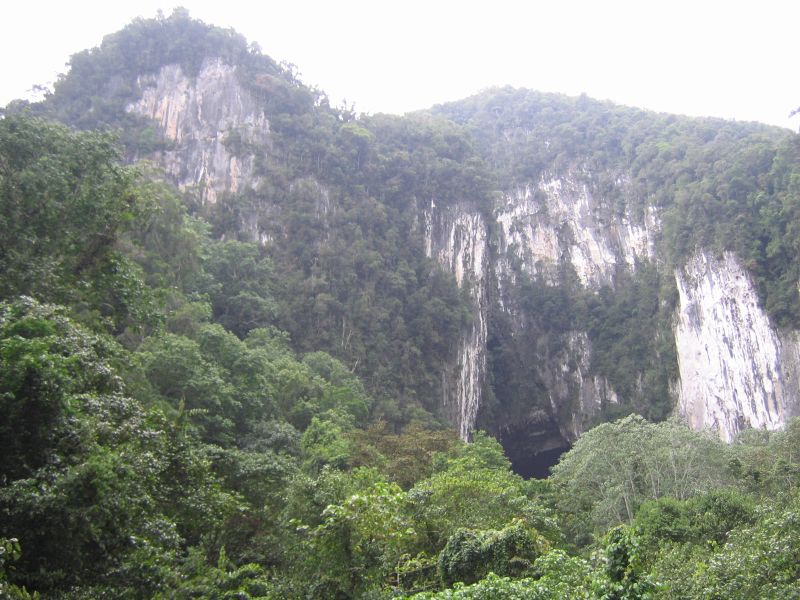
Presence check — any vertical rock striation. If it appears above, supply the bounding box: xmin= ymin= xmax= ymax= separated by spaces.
xmin=496 ymin=173 xmax=657 ymax=289
xmin=424 ymin=200 xmax=489 ymax=439
xmin=127 ymin=59 xmax=270 ymax=204
xmin=492 ymin=170 xmax=657 ymax=439
xmin=674 ymin=251 xmax=800 ymax=441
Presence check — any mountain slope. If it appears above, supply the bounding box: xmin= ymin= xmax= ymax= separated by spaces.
xmin=18 ymin=10 xmax=800 ymax=454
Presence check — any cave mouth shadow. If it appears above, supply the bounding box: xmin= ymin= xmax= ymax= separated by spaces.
xmin=499 ymin=426 xmax=571 ymax=479
xmin=508 ymin=445 xmax=571 ymax=479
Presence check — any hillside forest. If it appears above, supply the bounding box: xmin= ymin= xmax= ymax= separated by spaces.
xmin=2 ymin=10 xmax=800 ymax=599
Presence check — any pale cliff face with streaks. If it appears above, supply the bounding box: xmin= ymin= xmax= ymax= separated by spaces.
xmin=422 ymin=170 xmax=800 ymax=443
xmin=127 ymin=59 xmax=270 ymax=205
xmin=423 ymin=200 xmax=488 ymax=439
xmin=674 ymin=251 xmax=800 ymax=441
xmin=495 ymin=174 xmax=658 ymax=289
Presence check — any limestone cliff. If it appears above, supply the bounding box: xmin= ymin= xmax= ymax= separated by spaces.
xmin=422 ymin=163 xmax=800 ymax=445
xmin=490 ymin=169 xmax=656 ymax=443
xmin=423 ymin=200 xmax=489 ymax=439
xmin=127 ymin=58 xmax=270 ymax=206
xmin=418 ymin=167 xmax=651 ymax=442
xmin=675 ymin=251 xmax=800 ymax=441
xmin=496 ymin=173 xmax=658 ymax=289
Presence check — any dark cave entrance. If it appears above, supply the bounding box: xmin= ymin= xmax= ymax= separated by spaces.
xmin=508 ymin=444 xmax=571 ymax=479
xmin=499 ymin=425 xmax=571 ymax=480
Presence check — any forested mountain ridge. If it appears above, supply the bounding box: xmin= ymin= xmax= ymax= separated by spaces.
xmin=429 ymin=88 xmax=800 ymax=450
xmin=18 ymin=7 xmax=800 ymax=450
xmin=2 ymin=9 xmax=800 ymax=598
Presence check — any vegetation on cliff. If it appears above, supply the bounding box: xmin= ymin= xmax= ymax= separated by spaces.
xmin=2 ymin=10 xmax=800 ymax=598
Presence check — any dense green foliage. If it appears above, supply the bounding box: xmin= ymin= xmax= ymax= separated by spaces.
xmin=0 ymin=86 xmax=489 ymax=598
xmin=437 ymin=522 xmax=546 ymax=586
xmin=0 ymin=116 xmax=158 ymax=332
xmin=550 ymin=415 xmax=731 ymax=545
xmin=2 ymin=10 xmax=800 ymax=598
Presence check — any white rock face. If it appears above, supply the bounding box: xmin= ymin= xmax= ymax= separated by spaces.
xmin=675 ymin=251 xmax=800 ymax=441
xmin=424 ymin=200 xmax=488 ymax=439
xmin=496 ymin=173 xmax=658 ymax=288
xmin=127 ymin=59 xmax=270 ymax=204
xmin=424 ymin=169 xmax=658 ymax=440
xmin=545 ymin=331 xmax=619 ymax=441
xmin=490 ymin=170 xmax=656 ymax=436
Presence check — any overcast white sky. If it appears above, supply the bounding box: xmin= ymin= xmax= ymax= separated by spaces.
xmin=2 ymin=1 xmax=799 ymax=129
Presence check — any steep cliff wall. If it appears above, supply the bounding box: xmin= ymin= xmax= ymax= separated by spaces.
xmin=496 ymin=173 xmax=658 ymax=289
xmin=424 ymin=200 xmax=489 ymax=439
xmin=127 ymin=58 xmax=270 ymax=205
xmin=416 ymin=168 xmax=661 ymax=442
xmin=383 ymin=163 xmax=800 ymax=446
xmin=674 ymin=251 xmax=800 ymax=441
xmin=493 ymin=171 xmax=800 ymax=443
xmin=548 ymin=331 xmax=620 ymax=441
xmin=491 ymin=170 xmax=658 ymax=441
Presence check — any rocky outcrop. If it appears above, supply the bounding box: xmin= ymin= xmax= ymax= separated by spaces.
xmin=496 ymin=173 xmax=658 ymax=289
xmin=420 ymin=169 xmax=658 ymax=440
xmin=490 ymin=171 xmax=656 ymax=439
xmin=424 ymin=200 xmax=489 ymax=439
xmin=674 ymin=251 xmax=800 ymax=441
xmin=127 ymin=59 xmax=270 ymax=204
xmin=552 ymin=332 xmax=620 ymax=441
